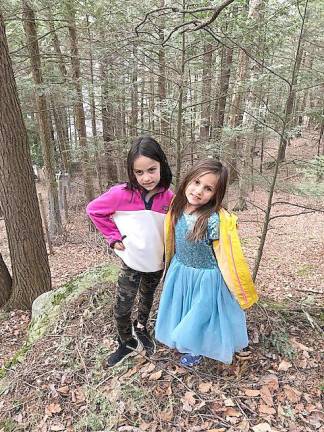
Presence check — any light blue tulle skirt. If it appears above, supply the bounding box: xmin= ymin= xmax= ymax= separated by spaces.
xmin=155 ymin=256 xmax=249 ymax=364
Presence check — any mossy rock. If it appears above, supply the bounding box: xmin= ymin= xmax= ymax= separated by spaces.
xmin=0 ymin=264 xmax=119 ymax=382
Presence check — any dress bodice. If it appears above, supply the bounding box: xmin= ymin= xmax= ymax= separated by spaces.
xmin=174 ymin=213 xmax=219 ymax=269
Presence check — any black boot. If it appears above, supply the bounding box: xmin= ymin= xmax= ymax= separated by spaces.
xmin=105 ymin=336 xmax=143 ymax=368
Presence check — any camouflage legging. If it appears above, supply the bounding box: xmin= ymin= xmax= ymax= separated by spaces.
xmin=114 ymin=262 xmax=163 ymax=342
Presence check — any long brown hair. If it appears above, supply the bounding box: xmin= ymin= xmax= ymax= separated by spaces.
xmin=171 ymin=159 xmax=228 ymax=241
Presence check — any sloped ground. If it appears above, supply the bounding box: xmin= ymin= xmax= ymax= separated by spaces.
xmin=0 ymin=273 xmax=322 ymax=432
xmin=0 ymin=132 xmax=323 ymax=431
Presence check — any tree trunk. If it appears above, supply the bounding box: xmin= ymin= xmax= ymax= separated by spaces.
xmin=130 ymin=43 xmax=139 ymax=136
xmin=226 ymin=49 xmax=249 ymax=182
xmin=175 ymin=31 xmax=186 ymax=189
xmin=199 ymin=43 xmax=213 ymax=142
xmin=158 ymin=0 xmax=169 ymax=145
xmin=22 ymin=0 xmax=63 ymax=236
xmin=100 ymin=61 xmax=118 ymax=187
xmin=67 ymin=3 xmax=94 ymax=202
xmin=86 ymin=14 xmax=104 ymax=193
xmin=234 ymin=0 xmax=263 ymax=211
xmin=213 ymin=45 xmax=233 ymax=141
xmin=0 ymin=13 xmax=51 ymax=310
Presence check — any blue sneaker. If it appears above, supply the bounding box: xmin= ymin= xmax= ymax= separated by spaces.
xmin=180 ymin=354 xmax=202 ymax=367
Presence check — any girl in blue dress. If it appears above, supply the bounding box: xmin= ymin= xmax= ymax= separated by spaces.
xmin=155 ymin=159 xmax=252 ymax=367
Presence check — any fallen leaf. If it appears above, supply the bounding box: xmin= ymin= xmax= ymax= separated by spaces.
xmin=237 ymin=420 xmax=250 ymax=431
xmin=290 ymin=338 xmax=313 ymax=352
xmin=207 ymin=429 xmax=226 ymax=432
xmin=199 ymin=382 xmax=213 ymax=393
xmin=140 ymin=362 xmax=156 ymax=377
xmin=259 ymin=403 xmax=276 ymax=415
xmin=45 ymin=403 xmax=62 ymax=416
xmin=57 ymin=386 xmax=69 ymax=396
xmin=252 ymin=423 xmax=271 ymax=432
xmin=224 ymin=407 xmax=242 ymax=417
xmin=259 ymin=374 xmax=279 ymax=392
xmin=278 ymin=359 xmax=292 ymax=371
xmin=283 ymin=385 xmax=302 ymax=403
xmin=182 ymin=391 xmax=196 ymax=412
xmin=50 ymin=423 xmax=65 ymax=431
xmin=148 ymin=369 xmax=163 ymax=381
xmin=260 ymin=385 xmax=274 ymax=406
xmin=224 ymin=398 xmax=235 ymax=407
xmin=159 ymin=405 xmax=173 ymax=421
xmin=244 ymin=389 xmax=260 ymax=397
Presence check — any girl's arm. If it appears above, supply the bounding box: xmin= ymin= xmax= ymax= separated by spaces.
xmin=86 ymin=188 xmax=123 ymax=247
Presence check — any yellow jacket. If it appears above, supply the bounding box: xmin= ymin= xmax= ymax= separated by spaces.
xmin=164 ymin=208 xmax=258 ymax=309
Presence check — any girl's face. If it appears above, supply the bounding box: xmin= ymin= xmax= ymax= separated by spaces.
xmin=133 ymin=155 xmax=161 ymax=191
xmin=185 ymin=172 xmax=218 ymax=211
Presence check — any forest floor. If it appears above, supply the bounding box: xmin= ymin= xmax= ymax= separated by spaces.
xmin=0 ymin=132 xmax=323 ymax=432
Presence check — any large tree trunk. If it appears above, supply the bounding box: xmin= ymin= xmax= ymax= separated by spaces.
xmin=0 ymin=13 xmax=51 ymax=310
xmin=22 ymin=0 xmax=63 ymax=236
xmin=67 ymin=3 xmax=94 ymax=202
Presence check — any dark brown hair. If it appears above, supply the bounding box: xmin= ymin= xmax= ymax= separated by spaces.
xmin=126 ymin=136 xmax=172 ymax=191
xmin=171 ymin=159 xmax=228 ymax=241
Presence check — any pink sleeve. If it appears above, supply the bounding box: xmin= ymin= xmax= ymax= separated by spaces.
xmin=86 ymin=188 xmax=122 ymax=247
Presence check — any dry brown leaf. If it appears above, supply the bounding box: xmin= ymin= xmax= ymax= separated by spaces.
xmin=198 ymin=381 xmax=213 ymax=393
xmin=139 ymin=422 xmax=151 ymax=431
xmin=207 ymin=429 xmax=226 ymax=432
xmin=259 ymin=403 xmax=276 ymax=415
xmin=278 ymin=359 xmax=292 ymax=371
xmin=140 ymin=362 xmax=156 ymax=377
xmin=182 ymin=391 xmax=196 ymax=412
xmin=252 ymin=423 xmax=271 ymax=432
xmin=50 ymin=423 xmax=65 ymax=431
xmin=237 ymin=420 xmax=250 ymax=432
xmin=244 ymin=389 xmax=260 ymax=397
xmin=260 ymin=385 xmax=274 ymax=406
xmin=45 ymin=403 xmax=62 ymax=416
xmin=159 ymin=405 xmax=173 ymax=421
xmin=259 ymin=374 xmax=279 ymax=392
xmin=283 ymin=385 xmax=302 ymax=403
xmin=224 ymin=407 xmax=242 ymax=417
xmin=148 ymin=369 xmax=163 ymax=381
xmin=290 ymin=338 xmax=313 ymax=352
xmin=57 ymin=386 xmax=69 ymax=396
xmin=224 ymin=398 xmax=235 ymax=407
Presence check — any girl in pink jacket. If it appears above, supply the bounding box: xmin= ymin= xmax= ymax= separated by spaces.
xmin=87 ymin=136 xmax=173 ymax=367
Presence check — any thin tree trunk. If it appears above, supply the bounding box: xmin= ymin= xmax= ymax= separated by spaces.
xmin=214 ymin=45 xmax=233 ymax=141
xmin=86 ymin=14 xmax=104 ymax=193
xmin=22 ymin=0 xmax=63 ymax=236
xmin=0 ymin=13 xmax=51 ymax=310
xmin=253 ymin=0 xmax=309 ymax=279
xmin=130 ymin=43 xmax=138 ymax=136
xmin=199 ymin=43 xmax=213 ymax=142
xmin=175 ymin=30 xmax=186 ymax=189
xmin=158 ymin=0 xmax=169 ymax=145
xmin=67 ymin=4 xmax=94 ymax=202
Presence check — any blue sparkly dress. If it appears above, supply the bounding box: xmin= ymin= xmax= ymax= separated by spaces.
xmin=155 ymin=212 xmax=248 ymax=364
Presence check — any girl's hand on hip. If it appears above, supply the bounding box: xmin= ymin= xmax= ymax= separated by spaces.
xmin=114 ymin=241 xmax=125 ymax=251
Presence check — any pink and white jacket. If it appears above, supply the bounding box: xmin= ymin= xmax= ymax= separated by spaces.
xmin=86 ymin=183 xmax=174 ymax=273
